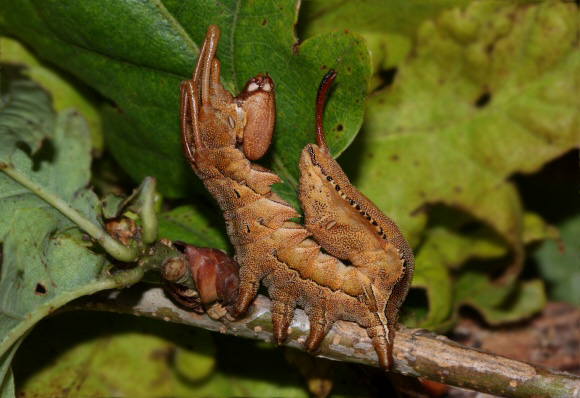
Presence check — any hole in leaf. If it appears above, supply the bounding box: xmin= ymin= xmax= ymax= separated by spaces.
xmin=35 ymin=283 xmax=47 ymax=295
xmin=475 ymin=91 xmax=491 ymax=107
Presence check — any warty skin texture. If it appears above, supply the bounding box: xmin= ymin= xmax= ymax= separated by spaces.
xmin=181 ymin=26 xmax=414 ymax=369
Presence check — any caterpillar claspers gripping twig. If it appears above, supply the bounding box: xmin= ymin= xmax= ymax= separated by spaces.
xmin=180 ymin=25 xmax=414 ymax=369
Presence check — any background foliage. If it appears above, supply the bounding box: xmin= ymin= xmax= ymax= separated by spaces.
xmin=0 ymin=0 xmax=578 ymax=396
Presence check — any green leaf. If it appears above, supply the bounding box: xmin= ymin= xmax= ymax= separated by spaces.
xmin=299 ymin=0 xmax=471 ymax=39
xmin=0 ymin=66 xmax=54 ymax=165
xmin=157 ymin=205 xmax=230 ymax=251
xmin=0 ymin=337 xmax=24 ymax=398
xmin=101 ymin=192 xmax=128 ymax=220
xmin=0 ymin=73 xmax=144 ymax=384
xmin=13 ymin=312 xmax=310 ymax=397
xmin=0 ymin=74 xmax=139 ymax=261
xmin=0 ymin=37 xmax=104 ymax=153
xmin=0 ymin=208 xmax=112 ymax=359
xmin=0 ymin=367 xmax=15 ymax=398
xmin=0 ymin=72 xmax=98 ymax=240
xmin=298 ymin=0 xmax=470 ymax=70
xmin=532 ymin=213 xmax=580 ymax=305
xmin=411 ymin=224 xmax=509 ymax=330
xmin=454 ymin=270 xmax=546 ymax=325
xmin=173 ymin=330 xmax=216 ymax=383
xmin=522 ymin=212 xmax=559 ymax=245
xmin=481 ymin=280 xmax=546 ymax=324
xmin=411 ymin=250 xmax=452 ymax=330
xmin=422 ymin=226 xmax=507 ymax=270
xmin=0 ymin=1 xmax=372 ymax=202
xmin=340 ymin=1 xmax=579 ymax=277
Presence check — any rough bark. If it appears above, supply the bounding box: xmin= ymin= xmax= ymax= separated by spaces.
xmin=66 ymin=285 xmax=580 ymax=398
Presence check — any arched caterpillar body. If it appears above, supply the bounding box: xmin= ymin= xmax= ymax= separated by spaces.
xmin=180 ymin=25 xmax=414 ymax=369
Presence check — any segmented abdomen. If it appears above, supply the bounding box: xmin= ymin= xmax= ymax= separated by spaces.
xmin=194 ymin=146 xmax=396 ymax=367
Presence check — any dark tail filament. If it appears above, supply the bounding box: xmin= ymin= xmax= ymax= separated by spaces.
xmin=315 ymin=70 xmax=338 ymax=150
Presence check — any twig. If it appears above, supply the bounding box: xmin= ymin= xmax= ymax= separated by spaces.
xmin=65 ymin=284 xmax=580 ymax=397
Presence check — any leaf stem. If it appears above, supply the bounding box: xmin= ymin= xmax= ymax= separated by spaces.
xmin=1 ymin=165 xmax=139 ymax=262
xmin=132 ymin=176 xmax=158 ymax=244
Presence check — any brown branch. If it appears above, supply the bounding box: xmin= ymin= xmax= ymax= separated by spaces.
xmin=66 ymin=285 xmax=580 ymax=397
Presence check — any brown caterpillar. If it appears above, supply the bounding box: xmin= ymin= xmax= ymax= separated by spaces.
xmin=180 ymin=25 xmax=414 ymax=369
